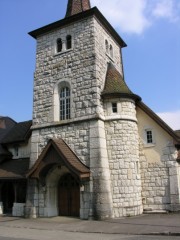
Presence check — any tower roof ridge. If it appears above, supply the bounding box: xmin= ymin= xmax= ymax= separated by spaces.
xmin=65 ymin=0 xmax=91 ymax=18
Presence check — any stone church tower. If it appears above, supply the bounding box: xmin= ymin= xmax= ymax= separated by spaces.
xmin=26 ymin=0 xmax=143 ymax=219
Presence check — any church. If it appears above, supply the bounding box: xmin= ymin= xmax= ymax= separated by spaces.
xmin=0 ymin=0 xmax=180 ymax=220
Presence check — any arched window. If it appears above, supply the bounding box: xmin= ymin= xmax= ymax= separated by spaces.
xmin=110 ymin=44 xmax=113 ymax=58
xmin=66 ymin=35 xmax=72 ymax=50
xmin=57 ymin=38 xmax=62 ymax=53
xmin=59 ymin=87 xmax=70 ymax=120
xmin=105 ymin=40 xmax=109 ymax=54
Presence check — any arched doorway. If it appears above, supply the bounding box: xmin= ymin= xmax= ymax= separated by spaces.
xmin=2 ymin=182 xmax=15 ymax=214
xmin=58 ymin=174 xmax=80 ymax=217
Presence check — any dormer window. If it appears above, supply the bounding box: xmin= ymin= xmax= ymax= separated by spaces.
xmin=66 ymin=35 xmax=72 ymax=50
xmin=57 ymin=38 xmax=62 ymax=53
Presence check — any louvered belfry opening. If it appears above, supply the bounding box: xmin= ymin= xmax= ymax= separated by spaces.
xmin=65 ymin=0 xmax=91 ymax=17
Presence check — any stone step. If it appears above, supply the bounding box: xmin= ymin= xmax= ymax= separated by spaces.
xmin=143 ymin=209 xmax=168 ymax=214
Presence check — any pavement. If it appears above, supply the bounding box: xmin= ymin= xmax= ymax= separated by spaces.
xmin=0 ymin=213 xmax=180 ymax=236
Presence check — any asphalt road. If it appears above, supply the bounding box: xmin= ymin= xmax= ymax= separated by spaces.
xmin=0 ymin=227 xmax=180 ymax=240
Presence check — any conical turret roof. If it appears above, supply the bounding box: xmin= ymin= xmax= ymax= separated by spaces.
xmin=102 ymin=63 xmax=141 ymax=101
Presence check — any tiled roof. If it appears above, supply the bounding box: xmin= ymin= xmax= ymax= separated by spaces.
xmin=0 ymin=117 xmax=16 ymax=157
xmin=102 ymin=63 xmax=141 ymax=101
xmin=0 ymin=158 xmax=29 ymax=179
xmin=27 ymin=138 xmax=90 ymax=180
xmin=65 ymin=0 xmax=91 ymax=17
xmin=0 ymin=117 xmax=16 ymax=142
xmin=2 ymin=120 xmax=32 ymax=144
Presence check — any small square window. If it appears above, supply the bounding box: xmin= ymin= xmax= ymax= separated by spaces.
xmin=112 ymin=103 xmax=117 ymax=113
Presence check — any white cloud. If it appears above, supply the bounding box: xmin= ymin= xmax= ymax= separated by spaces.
xmin=91 ymin=0 xmax=150 ymax=34
xmin=91 ymin=0 xmax=180 ymax=34
xmin=152 ymin=0 xmax=179 ymax=22
xmin=157 ymin=111 xmax=180 ymax=130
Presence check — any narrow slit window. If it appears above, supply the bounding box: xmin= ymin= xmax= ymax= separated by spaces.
xmin=112 ymin=103 xmax=117 ymax=113
xmin=110 ymin=44 xmax=113 ymax=58
xmin=66 ymin=35 xmax=72 ymax=50
xmin=105 ymin=40 xmax=109 ymax=54
xmin=57 ymin=38 xmax=62 ymax=53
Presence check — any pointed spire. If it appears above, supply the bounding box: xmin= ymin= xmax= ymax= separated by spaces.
xmin=65 ymin=0 xmax=91 ymax=18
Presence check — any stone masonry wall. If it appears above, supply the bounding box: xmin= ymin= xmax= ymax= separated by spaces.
xmin=31 ymin=121 xmax=90 ymax=166
xmin=140 ymin=141 xmax=179 ymax=211
xmin=93 ymin=18 xmax=123 ymax=118
xmin=33 ymin=17 xmax=124 ymax=128
xmin=27 ymin=12 xmax=129 ymax=218
xmin=33 ymin=17 xmax=97 ymax=126
xmin=105 ymin=100 xmax=143 ymax=217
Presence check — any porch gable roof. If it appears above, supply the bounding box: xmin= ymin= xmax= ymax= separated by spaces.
xmin=27 ymin=138 xmax=90 ymax=181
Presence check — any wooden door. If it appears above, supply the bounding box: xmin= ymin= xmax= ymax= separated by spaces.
xmin=58 ymin=174 xmax=80 ymax=217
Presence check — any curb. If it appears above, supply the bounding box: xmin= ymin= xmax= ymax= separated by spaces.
xmin=142 ymin=232 xmax=180 ymax=237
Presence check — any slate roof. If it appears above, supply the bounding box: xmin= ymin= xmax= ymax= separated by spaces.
xmin=0 ymin=117 xmax=16 ymax=158
xmin=102 ymin=63 xmax=141 ymax=101
xmin=27 ymin=138 xmax=90 ymax=180
xmin=65 ymin=0 xmax=91 ymax=17
xmin=0 ymin=158 xmax=29 ymax=179
xmin=0 ymin=117 xmax=16 ymax=142
xmin=2 ymin=120 xmax=32 ymax=144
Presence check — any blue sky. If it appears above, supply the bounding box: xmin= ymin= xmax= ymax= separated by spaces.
xmin=0 ymin=0 xmax=179 ymax=129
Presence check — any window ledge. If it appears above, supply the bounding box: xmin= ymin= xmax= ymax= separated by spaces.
xmin=54 ymin=48 xmax=73 ymax=57
xmin=144 ymin=143 xmax=156 ymax=148
xmin=106 ymin=53 xmax=114 ymax=62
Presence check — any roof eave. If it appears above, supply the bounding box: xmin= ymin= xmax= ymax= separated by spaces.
xmin=137 ymin=101 xmax=180 ymax=143
xmin=29 ymin=7 xmax=126 ymax=48
xmin=102 ymin=92 xmax=141 ymax=102
xmin=0 ymin=176 xmax=26 ymax=180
